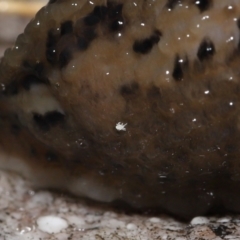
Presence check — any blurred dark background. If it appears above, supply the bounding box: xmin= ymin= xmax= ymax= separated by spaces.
xmin=0 ymin=0 xmax=47 ymax=56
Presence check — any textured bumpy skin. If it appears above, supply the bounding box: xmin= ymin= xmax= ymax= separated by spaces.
xmin=1 ymin=0 xmax=240 ymax=219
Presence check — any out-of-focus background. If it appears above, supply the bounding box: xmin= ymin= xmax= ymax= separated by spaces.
xmin=0 ymin=0 xmax=47 ymax=56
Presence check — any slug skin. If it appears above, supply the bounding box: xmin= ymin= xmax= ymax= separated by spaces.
xmin=1 ymin=0 xmax=240 ymax=219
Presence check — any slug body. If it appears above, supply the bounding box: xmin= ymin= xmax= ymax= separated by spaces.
xmin=1 ymin=0 xmax=240 ymax=219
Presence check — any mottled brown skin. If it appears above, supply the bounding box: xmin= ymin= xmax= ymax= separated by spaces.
xmin=1 ymin=0 xmax=240 ymax=219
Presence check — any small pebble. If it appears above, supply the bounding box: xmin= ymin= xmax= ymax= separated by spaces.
xmin=126 ymin=223 xmax=137 ymax=230
xmin=149 ymin=217 xmax=161 ymax=223
xmin=190 ymin=216 xmax=210 ymax=225
xmin=36 ymin=215 xmax=68 ymax=234
xmin=217 ymin=217 xmax=231 ymax=223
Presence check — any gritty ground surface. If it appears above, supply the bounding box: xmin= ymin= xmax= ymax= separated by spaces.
xmin=1 ymin=169 xmax=240 ymax=240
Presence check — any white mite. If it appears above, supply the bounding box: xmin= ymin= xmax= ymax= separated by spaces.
xmin=116 ymin=122 xmax=127 ymax=131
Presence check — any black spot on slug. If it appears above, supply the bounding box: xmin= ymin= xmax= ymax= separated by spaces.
xmin=109 ymin=18 xmax=124 ymax=32
xmin=112 ymin=162 xmax=125 ymax=171
xmin=60 ymin=21 xmax=73 ymax=35
xmin=236 ymin=20 xmax=240 ymax=49
xmin=22 ymin=75 xmax=49 ymax=90
xmin=84 ymin=6 xmax=108 ymax=26
xmin=33 ymin=62 xmax=45 ymax=77
xmin=165 ymin=0 xmax=182 ymax=10
xmin=120 ymin=82 xmax=139 ymax=97
xmin=194 ymin=0 xmax=212 ymax=12
xmin=5 ymin=81 xmax=19 ymax=96
xmin=83 ymin=28 xmax=97 ymax=41
xmin=48 ymin=0 xmax=57 ymax=3
xmin=59 ymin=48 xmax=72 ymax=68
xmin=30 ymin=147 xmax=37 ymax=156
xmin=133 ymin=39 xmax=154 ymax=54
xmin=165 ymin=0 xmax=179 ymax=9
xmin=107 ymin=3 xmax=124 ymax=32
xmin=237 ymin=19 xmax=240 ymax=29
xmin=172 ymin=55 xmax=184 ymax=81
xmin=151 ymin=30 xmax=162 ymax=44
xmin=44 ymin=111 xmax=65 ymax=125
xmin=77 ymin=37 xmax=89 ymax=51
xmin=94 ymin=5 xmax=108 ymax=20
xmin=33 ymin=114 xmax=49 ymax=131
xmin=11 ymin=124 xmax=21 ymax=135
xmin=46 ymin=29 xmax=59 ymax=64
xmin=84 ymin=13 xmax=101 ymax=26
xmin=22 ymin=61 xmax=45 ymax=78
xmin=33 ymin=111 xmax=65 ymax=131
xmin=46 ymin=151 xmax=58 ymax=162
xmin=107 ymin=3 xmax=123 ymax=18
xmin=133 ymin=31 xmax=161 ymax=54
xmin=197 ymin=39 xmax=215 ymax=61
xmin=20 ymin=62 xmax=49 ymax=90
xmin=77 ymin=28 xmax=97 ymax=50
xmin=147 ymin=86 xmax=161 ymax=98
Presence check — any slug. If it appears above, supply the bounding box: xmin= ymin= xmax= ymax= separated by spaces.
xmin=0 ymin=0 xmax=240 ymax=220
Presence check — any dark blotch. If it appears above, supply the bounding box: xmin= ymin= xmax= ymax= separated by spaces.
xmin=84 ymin=6 xmax=108 ymax=26
xmin=77 ymin=28 xmax=96 ymax=50
xmin=165 ymin=0 xmax=179 ymax=9
xmin=120 ymin=82 xmax=139 ymax=97
xmin=237 ymin=19 xmax=240 ymax=29
xmin=94 ymin=5 xmax=108 ymax=20
xmin=133 ymin=31 xmax=161 ymax=54
xmin=133 ymin=39 xmax=154 ymax=54
xmin=60 ymin=21 xmax=73 ymax=35
xmin=33 ymin=114 xmax=49 ymax=131
xmin=44 ymin=111 xmax=65 ymax=126
xmin=77 ymin=37 xmax=89 ymax=51
xmin=22 ymin=61 xmax=45 ymax=78
xmin=147 ymin=86 xmax=161 ymax=98
xmin=151 ymin=30 xmax=162 ymax=44
xmin=194 ymin=0 xmax=212 ymax=12
xmin=83 ymin=28 xmax=97 ymax=42
xmin=107 ymin=3 xmax=124 ymax=32
xmin=11 ymin=124 xmax=21 ymax=135
xmin=59 ymin=48 xmax=72 ymax=68
xmin=20 ymin=62 xmax=49 ymax=90
xmin=22 ymin=75 xmax=48 ymax=90
xmin=107 ymin=3 xmax=123 ymax=18
xmin=30 ymin=147 xmax=37 ymax=156
xmin=34 ymin=62 xmax=45 ymax=77
xmin=197 ymin=39 xmax=215 ymax=61
xmin=109 ymin=18 xmax=124 ymax=32
xmin=84 ymin=14 xmax=100 ymax=26
xmin=237 ymin=20 xmax=240 ymax=49
xmin=172 ymin=55 xmax=184 ymax=81
xmin=33 ymin=111 xmax=65 ymax=131
xmin=112 ymin=162 xmax=125 ymax=171
xmin=46 ymin=151 xmax=58 ymax=162
xmin=46 ymin=29 xmax=59 ymax=64
xmin=48 ymin=0 xmax=57 ymax=3
xmin=5 ymin=81 xmax=19 ymax=95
